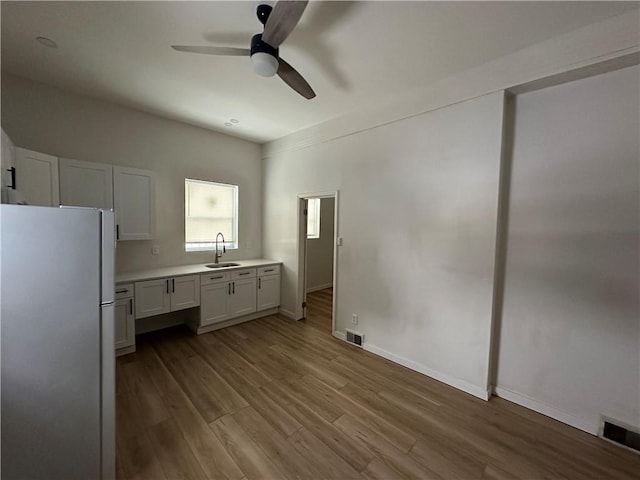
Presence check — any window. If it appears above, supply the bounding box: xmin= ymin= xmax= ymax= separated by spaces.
xmin=185 ymin=178 xmax=238 ymax=251
xmin=307 ymin=198 xmax=320 ymax=239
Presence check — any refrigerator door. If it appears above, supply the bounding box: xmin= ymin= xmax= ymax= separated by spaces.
xmin=101 ymin=209 xmax=115 ymax=305
xmin=1 ymin=205 xmax=102 ymax=479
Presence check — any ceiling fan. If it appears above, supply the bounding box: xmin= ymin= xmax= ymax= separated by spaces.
xmin=171 ymin=1 xmax=315 ymax=99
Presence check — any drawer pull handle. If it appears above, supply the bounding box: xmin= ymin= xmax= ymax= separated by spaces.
xmin=116 ymin=289 xmax=128 ymax=294
xmin=264 ymin=269 xmax=274 ymax=273
xmin=239 ymin=272 xmax=250 ymax=276
xmin=210 ymin=276 xmax=223 ymax=280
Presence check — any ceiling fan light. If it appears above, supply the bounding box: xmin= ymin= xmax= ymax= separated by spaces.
xmin=251 ymin=52 xmax=279 ymax=77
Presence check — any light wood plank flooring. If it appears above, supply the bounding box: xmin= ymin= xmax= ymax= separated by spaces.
xmin=302 ymin=287 xmax=333 ymax=333
xmin=116 ymin=289 xmax=639 ymax=479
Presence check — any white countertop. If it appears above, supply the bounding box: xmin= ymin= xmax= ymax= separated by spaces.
xmin=116 ymin=259 xmax=281 ymax=284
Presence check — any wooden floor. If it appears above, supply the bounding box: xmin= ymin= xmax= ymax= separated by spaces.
xmin=116 ymin=289 xmax=639 ymax=479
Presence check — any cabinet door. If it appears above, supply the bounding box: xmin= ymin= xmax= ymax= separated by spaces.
xmin=171 ymin=275 xmax=200 ymax=312
xmin=113 ymin=166 xmax=156 ymax=241
xmin=200 ymin=282 xmax=231 ymax=326
xmin=230 ymin=277 xmax=257 ymax=317
xmin=257 ymin=274 xmax=281 ymax=311
xmin=135 ymin=279 xmax=170 ymax=319
xmin=1 ymin=129 xmax=15 ymax=190
xmin=59 ymin=158 xmax=113 ymax=208
xmin=114 ymin=297 xmax=135 ymax=350
xmin=14 ymin=147 xmax=59 ymax=206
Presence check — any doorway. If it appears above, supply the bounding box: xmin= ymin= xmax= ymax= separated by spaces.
xmin=297 ymin=192 xmax=338 ymax=335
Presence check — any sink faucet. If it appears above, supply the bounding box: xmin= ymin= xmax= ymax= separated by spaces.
xmin=214 ymin=232 xmax=226 ymax=264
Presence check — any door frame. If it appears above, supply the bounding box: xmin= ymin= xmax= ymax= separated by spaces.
xmin=296 ymin=191 xmax=339 ymax=335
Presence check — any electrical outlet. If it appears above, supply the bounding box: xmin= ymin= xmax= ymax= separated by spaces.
xmin=352 ymin=314 xmax=358 ymax=325
xmin=152 ymin=245 xmax=160 ymax=255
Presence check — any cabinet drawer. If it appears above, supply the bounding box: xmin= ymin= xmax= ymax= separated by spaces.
xmin=231 ymin=268 xmax=256 ymax=280
xmin=115 ymin=283 xmax=134 ymax=299
xmin=258 ymin=265 xmax=280 ymax=276
xmin=201 ymin=271 xmax=231 ymax=286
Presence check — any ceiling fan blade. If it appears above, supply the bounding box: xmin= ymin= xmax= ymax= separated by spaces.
xmin=171 ymin=45 xmax=250 ymax=56
xmin=277 ymin=57 xmax=315 ymax=99
xmin=262 ymin=1 xmax=308 ymax=48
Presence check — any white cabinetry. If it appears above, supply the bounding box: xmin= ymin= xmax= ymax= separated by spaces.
xmin=171 ymin=275 xmax=201 ymax=311
xmin=199 ymin=268 xmax=257 ymax=327
xmin=58 ymin=158 xmax=155 ymax=241
xmin=200 ymin=272 xmax=232 ymax=326
xmin=59 ymin=158 xmax=113 ymax=208
xmin=114 ymin=284 xmax=135 ymax=355
xmin=135 ymin=275 xmax=200 ymax=319
xmin=114 ymin=166 xmax=156 ymax=241
xmin=14 ymin=147 xmax=59 ymax=206
xmin=230 ymin=269 xmax=257 ymax=316
xmin=257 ymin=265 xmax=281 ymax=311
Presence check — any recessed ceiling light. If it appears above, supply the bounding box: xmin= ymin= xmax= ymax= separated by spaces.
xmin=224 ymin=122 xmax=233 ymax=127
xmin=36 ymin=36 xmax=57 ymax=48
xmin=230 ymin=119 xmax=239 ymax=124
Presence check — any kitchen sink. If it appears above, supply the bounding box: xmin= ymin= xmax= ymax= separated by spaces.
xmin=205 ymin=262 xmax=240 ymax=269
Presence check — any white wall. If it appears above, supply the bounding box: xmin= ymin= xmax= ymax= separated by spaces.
xmin=495 ymin=66 xmax=640 ymax=433
xmin=306 ymin=197 xmax=335 ymax=292
xmin=263 ymin=92 xmax=505 ymax=398
xmin=1 ymin=73 xmax=262 ymax=273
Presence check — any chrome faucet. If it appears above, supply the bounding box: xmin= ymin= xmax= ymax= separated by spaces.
xmin=214 ymin=232 xmax=226 ymax=264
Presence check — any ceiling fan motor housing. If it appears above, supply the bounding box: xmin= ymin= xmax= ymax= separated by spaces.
xmin=250 ymin=33 xmax=279 ymax=77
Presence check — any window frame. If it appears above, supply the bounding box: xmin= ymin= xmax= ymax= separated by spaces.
xmin=184 ymin=178 xmax=239 ymax=252
xmin=306 ymin=197 xmax=321 ymax=240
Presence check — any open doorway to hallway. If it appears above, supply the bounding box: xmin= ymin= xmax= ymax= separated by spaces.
xmin=298 ymin=193 xmax=337 ymax=334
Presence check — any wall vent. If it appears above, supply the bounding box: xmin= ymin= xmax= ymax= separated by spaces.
xmin=345 ymin=329 xmax=363 ymax=347
xmin=601 ymin=419 xmax=640 ymax=453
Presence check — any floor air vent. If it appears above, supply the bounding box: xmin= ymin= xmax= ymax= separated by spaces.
xmin=601 ymin=419 xmax=640 ymax=453
xmin=345 ymin=329 xmax=363 ymax=347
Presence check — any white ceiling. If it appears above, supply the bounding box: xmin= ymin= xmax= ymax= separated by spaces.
xmin=2 ymin=1 xmax=637 ymax=144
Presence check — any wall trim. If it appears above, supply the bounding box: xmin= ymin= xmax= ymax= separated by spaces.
xmin=333 ymin=331 xmax=346 ymax=341
xmin=332 ymin=331 xmax=489 ymax=401
xmin=278 ymin=307 xmax=298 ymax=320
xmin=493 ymin=386 xmax=599 ymax=435
xmin=306 ymin=282 xmax=333 ymax=293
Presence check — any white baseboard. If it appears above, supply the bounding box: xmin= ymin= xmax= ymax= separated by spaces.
xmin=278 ymin=307 xmax=297 ymax=320
xmin=493 ymin=386 xmax=599 ymax=435
xmin=332 ymin=331 xmax=489 ymax=401
xmin=333 ymin=331 xmax=346 ymax=341
xmin=115 ymin=345 xmax=136 ymax=357
xmin=306 ymin=283 xmax=333 ymax=293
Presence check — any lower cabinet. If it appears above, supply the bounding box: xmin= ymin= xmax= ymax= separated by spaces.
xmin=114 ymin=284 xmax=135 ymax=354
xmin=121 ymin=264 xmax=281 ymax=338
xmin=200 ymin=269 xmax=257 ymax=327
xmin=257 ymin=266 xmax=281 ymax=311
xmin=135 ymin=275 xmax=200 ymax=319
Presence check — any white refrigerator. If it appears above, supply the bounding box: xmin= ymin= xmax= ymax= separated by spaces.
xmin=1 ymin=204 xmax=116 ymax=479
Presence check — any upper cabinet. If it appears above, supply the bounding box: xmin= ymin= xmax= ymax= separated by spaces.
xmin=59 ymin=158 xmax=114 ymax=209
xmin=14 ymin=147 xmax=59 ymax=206
xmin=58 ymin=158 xmax=155 ymax=241
xmin=113 ymin=166 xmax=156 ymax=241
